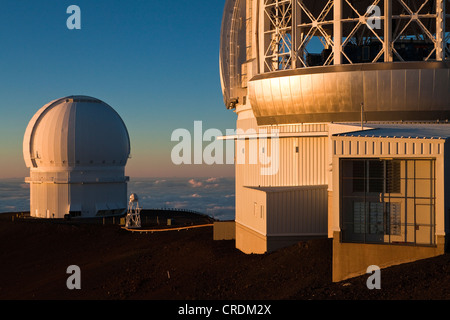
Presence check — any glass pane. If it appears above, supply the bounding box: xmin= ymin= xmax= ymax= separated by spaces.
xmin=353 ymin=202 xmax=366 ymax=234
xmin=416 ymin=179 xmax=431 ymax=198
xmin=406 ymin=199 xmax=415 ymax=225
xmin=407 ymin=178 xmax=415 ymax=198
xmin=416 ymin=204 xmax=432 ymax=225
xmin=406 ymin=225 xmax=416 ymax=243
xmin=339 ymin=159 xmax=435 ymax=247
xmin=369 ymin=202 xmax=384 ymax=234
xmin=341 ymin=160 xmax=354 ymax=178
xmin=352 ymin=160 xmax=365 ymax=192
xmin=390 ymin=222 xmax=406 ymax=244
xmin=352 ymin=160 xmax=365 ymax=178
xmin=389 ymin=202 xmax=402 ymax=236
xmin=407 ymin=160 xmax=415 ymax=178
xmin=341 ymin=197 xmax=365 ymax=242
xmin=386 ymin=160 xmax=401 ymax=193
xmin=415 ymin=160 xmax=432 ymax=179
xmin=368 ymin=160 xmax=384 ymax=193
xmin=416 ymin=225 xmax=432 ymax=245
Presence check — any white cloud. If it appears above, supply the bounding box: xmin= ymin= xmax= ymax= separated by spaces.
xmin=164 ymin=201 xmax=189 ymax=209
xmin=204 ymin=183 xmax=219 ymax=189
xmin=0 ymin=177 xmax=236 ymax=220
xmin=188 ymin=179 xmax=203 ymax=188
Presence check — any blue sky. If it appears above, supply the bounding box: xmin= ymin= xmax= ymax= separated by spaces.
xmin=0 ymin=0 xmax=236 ymax=179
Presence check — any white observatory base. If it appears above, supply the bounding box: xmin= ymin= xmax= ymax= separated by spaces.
xmin=26 ymin=168 xmax=129 ymax=219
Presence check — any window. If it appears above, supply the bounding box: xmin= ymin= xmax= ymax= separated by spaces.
xmin=368 ymin=160 xmax=384 ymax=193
xmin=389 ymin=203 xmax=402 ymax=236
xmin=341 ymin=159 xmax=435 ymax=246
xmin=386 ymin=161 xmax=401 ymax=193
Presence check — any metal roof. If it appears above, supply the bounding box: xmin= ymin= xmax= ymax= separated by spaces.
xmin=334 ymin=123 xmax=450 ymax=140
xmin=23 ymin=96 xmax=130 ymax=169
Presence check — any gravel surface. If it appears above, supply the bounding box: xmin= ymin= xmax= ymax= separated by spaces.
xmin=1 ymin=211 xmax=449 ymax=301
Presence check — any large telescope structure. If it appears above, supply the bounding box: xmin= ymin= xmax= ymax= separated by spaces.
xmin=220 ymin=0 xmax=450 ymax=282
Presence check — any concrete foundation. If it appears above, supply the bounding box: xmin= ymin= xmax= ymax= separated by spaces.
xmin=236 ymin=222 xmax=326 ymax=254
xmin=332 ymin=231 xmax=446 ymax=282
xmin=235 ymin=222 xmax=267 ymax=254
xmin=213 ymin=221 xmax=236 ymax=240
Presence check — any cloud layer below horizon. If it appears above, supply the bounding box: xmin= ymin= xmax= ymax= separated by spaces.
xmin=0 ymin=177 xmax=235 ymax=221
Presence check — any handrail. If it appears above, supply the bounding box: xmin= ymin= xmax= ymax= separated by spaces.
xmin=121 ymin=224 xmax=214 ymax=233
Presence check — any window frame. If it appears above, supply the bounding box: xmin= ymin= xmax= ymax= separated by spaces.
xmin=339 ymin=158 xmax=436 ymax=247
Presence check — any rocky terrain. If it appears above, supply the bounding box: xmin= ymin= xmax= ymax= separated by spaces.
xmin=0 ymin=211 xmax=449 ymax=303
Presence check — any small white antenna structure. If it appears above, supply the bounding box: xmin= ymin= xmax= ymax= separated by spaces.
xmin=125 ymin=193 xmax=141 ymax=228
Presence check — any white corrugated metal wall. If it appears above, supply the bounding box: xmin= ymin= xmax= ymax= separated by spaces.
xmin=266 ymin=185 xmax=328 ymax=236
xmin=333 ymin=137 xmax=443 ymax=158
xmin=236 ymin=135 xmax=328 ymax=187
xmin=30 ymin=183 xmax=69 ymax=218
xmin=235 ymin=128 xmax=330 ymax=238
xmin=30 ymin=181 xmax=127 ymax=218
xmin=235 ymin=186 xmax=267 ymax=235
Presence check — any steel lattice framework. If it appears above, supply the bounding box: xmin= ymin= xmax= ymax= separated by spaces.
xmin=263 ymin=0 xmax=294 ymax=71
xmin=261 ymin=0 xmax=449 ymax=72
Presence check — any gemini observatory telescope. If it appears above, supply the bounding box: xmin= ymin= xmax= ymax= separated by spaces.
xmin=23 ymin=96 xmax=130 ymax=219
xmin=220 ymin=0 xmax=450 ymax=281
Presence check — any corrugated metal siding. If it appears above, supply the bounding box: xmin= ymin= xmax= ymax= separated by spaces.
xmin=235 ymin=185 xmax=328 ymax=237
xmin=333 ymin=136 xmax=444 ymax=157
xmin=236 ymin=136 xmax=328 ymax=187
xmin=30 ymin=181 xmax=126 ymax=218
xmin=234 ymin=122 xmax=330 ymax=238
xmin=30 ymin=183 xmax=66 ymax=218
xmin=70 ymin=182 xmax=128 ymax=217
xmin=266 ymin=186 xmax=328 ymax=236
xmin=235 ymin=186 xmax=267 ymax=235
xmin=234 ymin=121 xmax=328 ymax=135
xmin=258 ymin=123 xmax=327 ymax=134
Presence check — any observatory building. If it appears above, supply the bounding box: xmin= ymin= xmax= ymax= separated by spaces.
xmin=220 ymin=0 xmax=450 ymax=281
xmin=23 ymin=96 xmax=130 ymax=219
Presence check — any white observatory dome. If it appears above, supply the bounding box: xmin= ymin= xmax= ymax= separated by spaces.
xmin=23 ymin=96 xmax=131 ymax=219
xmin=23 ymin=96 xmax=130 ymax=169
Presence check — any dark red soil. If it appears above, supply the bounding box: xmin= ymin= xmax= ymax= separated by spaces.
xmin=1 ymin=211 xmax=450 ymax=301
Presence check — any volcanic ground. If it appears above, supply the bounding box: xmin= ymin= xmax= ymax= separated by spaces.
xmin=1 ymin=210 xmax=450 ymax=301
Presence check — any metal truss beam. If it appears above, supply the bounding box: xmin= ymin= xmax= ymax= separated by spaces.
xmin=259 ymin=0 xmax=449 ymax=72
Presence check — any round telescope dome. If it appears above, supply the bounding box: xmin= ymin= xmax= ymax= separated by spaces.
xmin=23 ymin=96 xmax=130 ymax=169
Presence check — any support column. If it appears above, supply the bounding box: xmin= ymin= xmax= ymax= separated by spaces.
xmin=333 ymin=0 xmax=343 ymax=65
xmin=246 ymin=0 xmax=253 ymax=79
xmin=384 ymin=0 xmax=393 ymax=62
xmin=436 ymin=0 xmax=446 ymax=61
xmin=259 ymin=0 xmax=267 ymax=73
xmin=253 ymin=0 xmax=260 ymax=75
xmin=292 ymin=0 xmax=302 ymax=69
